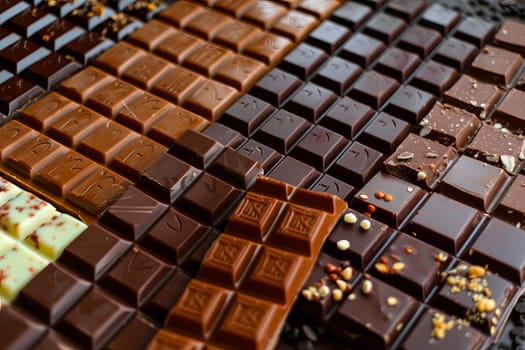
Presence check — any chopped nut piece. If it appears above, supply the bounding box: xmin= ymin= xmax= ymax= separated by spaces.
xmin=302 ymin=289 xmax=313 ymax=300
xmin=336 ymin=279 xmax=347 ymax=291
xmin=391 ymin=262 xmax=405 ymax=273
xmin=340 ymin=267 xmax=353 ymax=281
xmin=332 ymin=289 xmax=343 ymax=301
xmin=375 ymin=191 xmax=385 ymax=199
xmin=435 ymin=252 xmax=448 ymax=262
xmin=384 ymin=194 xmax=393 ymax=201
xmin=367 ymin=204 xmax=376 ymax=213
xmin=348 ymin=293 xmax=357 ymax=300
xmin=319 ymin=285 xmax=330 ymax=297
xmin=375 ymin=262 xmax=390 ymax=274
xmin=467 ymin=265 xmax=485 ymax=279
xmin=397 ymin=151 xmax=415 ymax=160
xmin=386 ymin=296 xmax=398 ymax=306
xmin=362 ymin=279 xmax=373 ymax=294
xmin=336 ymin=239 xmax=350 ymax=251
xmin=359 ymin=193 xmax=369 ymax=200
xmin=360 ymin=219 xmax=371 ymax=231
xmin=417 ymin=171 xmax=427 ymax=181
xmin=343 ymin=212 xmax=357 ymax=224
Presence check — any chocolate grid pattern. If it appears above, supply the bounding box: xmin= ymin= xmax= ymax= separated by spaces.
xmin=2 ymin=0 xmax=524 ymax=348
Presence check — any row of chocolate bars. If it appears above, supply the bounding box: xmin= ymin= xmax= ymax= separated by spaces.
xmin=2 ymin=0 xmax=525 ymax=349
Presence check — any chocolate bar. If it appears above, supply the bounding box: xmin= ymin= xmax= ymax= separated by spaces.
xmin=1 ymin=0 xmax=525 ymax=349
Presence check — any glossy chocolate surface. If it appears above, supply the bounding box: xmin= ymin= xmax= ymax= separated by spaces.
xmin=0 ymin=1 xmax=525 ymax=350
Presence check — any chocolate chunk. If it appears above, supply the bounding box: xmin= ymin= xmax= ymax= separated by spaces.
xmin=138 ymin=153 xmax=201 ymax=204
xmin=339 ymin=32 xmax=385 ymax=68
xmin=35 ymin=21 xmax=78 ymax=57
xmin=494 ymin=20 xmax=525 ymax=56
xmin=434 ymin=261 xmax=517 ymax=333
xmin=325 ymin=209 xmax=392 ymax=269
xmin=352 ymin=172 xmax=426 ymax=227
xmin=214 ymin=54 xmax=266 ymax=92
xmin=141 ymin=270 xmax=191 ymax=323
xmin=417 ymin=102 xmax=480 ymax=149
xmin=126 ymin=19 xmax=175 ymax=51
xmin=411 ymin=60 xmax=459 ymax=97
xmin=397 ymin=25 xmax=442 ymax=58
xmin=443 ymin=74 xmax=502 ymax=119
xmin=455 ymin=16 xmax=496 ymax=48
xmin=385 ymin=85 xmax=436 ymax=123
xmin=23 ymin=53 xmax=81 ymax=90
xmin=254 ymin=109 xmax=310 ymax=154
xmin=310 ymin=174 xmax=355 ymax=202
xmin=469 ymin=218 xmax=525 ymax=284
xmin=241 ymin=0 xmax=287 ymax=29
xmin=237 ymin=139 xmax=282 ymax=172
xmin=291 ymin=125 xmax=347 ymax=171
xmin=358 ymin=112 xmax=411 ymax=154
xmin=271 ymin=10 xmax=318 ymax=42
xmin=385 ymin=133 xmax=456 ymax=189
xmin=439 ymin=155 xmax=509 ymax=212
xmin=434 ymin=37 xmax=478 ymax=72
xmin=0 ymin=27 xmax=20 ymax=51
xmin=320 ymin=96 xmax=374 ymax=139
xmin=57 ymin=287 xmax=133 ymax=349
xmin=202 ymin=123 xmax=247 ymax=149
xmin=59 ymin=223 xmax=131 ymax=281
xmin=121 ymin=53 xmax=172 ymax=90
xmin=408 ymin=193 xmax=482 ymax=254
xmin=139 ymin=207 xmax=211 ymax=265
xmin=243 ymin=32 xmax=293 ymax=66
xmin=363 ymin=12 xmax=407 ymax=44
xmin=153 ymin=29 xmax=203 ymax=65
xmin=375 ymin=47 xmax=422 ymax=82
xmin=493 ymin=89 xmax=525 ymax=132
xmin=198 ymin=233 xmax=259 ymax=288
xmin=106 ymin=314 xmax=158 ymax=350
xmin=182 ymin=79 xmax=239 ymax=121
xmin=331 ymin=2 xmax=372 ymax=30
xmin=419 ymin=3 xmax=462 ymax=35
xmin=0 ymin=39 xmax=50 ymax=74
xmin=169 ymin=129 xmax=224 ymax=169
xmin=371 ymin=232 xmax=449 ymax=299
xmin=0 ymin=0 xmax=29 ymax=25
xmin=175 ymin=172 xmax=243 ymax=226
xmin=306 ymin=20 xmax=351 ymax=54
xmin=328 ymin=141 xmax=384 ymax=187
xmin=402 ymin=307 xmax=486 ymax=349
xmin=251 ymin=68 xmax=302 ymax=107
xmin=350 ymin=71 xmax=400 ymax=109
xmin=268 ymin=156 xmax=320 ymax=188
xmin=285 ymin=82 xmax=338 ymax=122
xmin=16 ymin=263 xmax=90 ymax=324
xmin=61 ymin=32 xmax=114 ymax=65
xmin=102 ymin=247 xmax=173 ymax=307
xmin=5 ymin=7 xmax=56 ymax=37
xmin=211 ymin=18 xmax=258 ymax=50
xmin=469 ymin=45 xmax=523 ymax=87
xmin=0 ymin=75 xmax=44 ymax=115
xmin=465 ymin=123 xmax=524 ymax=173
xmin=0 ymin=306 xmax=46 ymax=349
xmin=385 ymin=0 xmax=427 ymax=21
xmin=332 ymin=275 xmax=419 ymax=350
xmin=312 ymin=56 xmax=363 ymax=95
xmin=280 ymin=42 xmax=328 ymax=80
xmin=220 ymin=94 xmax=275 ymax=136
xmin=101 ymin=186 xmax=168 ymax=240
xmin=495 ymin=174 xmax=525 ymax=228
xmin=208 ymin=147 xmax=263 ymax=189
